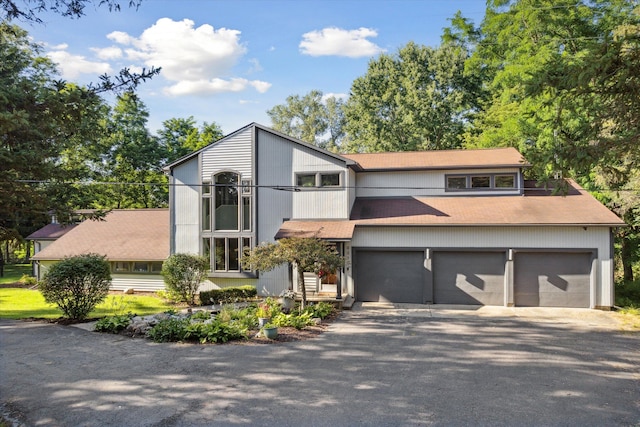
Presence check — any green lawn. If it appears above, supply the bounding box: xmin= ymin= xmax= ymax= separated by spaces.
xmin=0 ymin=264 xmax=31 ymax=285
xmin=0 ymin=288 xmax=173 ymax=320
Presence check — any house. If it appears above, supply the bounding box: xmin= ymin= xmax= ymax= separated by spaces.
xmin=30 ymin=209 xmax=169 ymax=291
xmin=166 ymin=122 xmax=624 ymax=309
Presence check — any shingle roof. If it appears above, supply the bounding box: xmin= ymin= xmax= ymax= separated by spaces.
xmin=275 ymin=180 xmax=623 ymax=239
xmin=31 ymin=209 xmax=169 ymax=261
xmin=26 ymin=223 xmax=77 ymax=240
xmin=341 ymin=147 xmax=529 ymax=171
xmin=275 ymin=220 xmax=356 ymax=240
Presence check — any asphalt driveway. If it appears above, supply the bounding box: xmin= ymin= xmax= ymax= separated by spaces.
xmin=1 ymin=305 xmax=639 ymax=426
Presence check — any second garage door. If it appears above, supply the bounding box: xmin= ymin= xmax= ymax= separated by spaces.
xmin=432 ymin=251 xmax=506 ymax=305
xmin=514 ymin=252 xmax=592 ymax=308
xmin=355 ymin=250 xmax=425 ymax=303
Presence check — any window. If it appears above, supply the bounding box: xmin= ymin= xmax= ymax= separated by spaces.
xmin=296 ymin=174 xmax=316 ymax=187
xmin=295 ymin=172 xmax=342 ymax=188
xmin=111 ymin=261 xmax=163 ymax=274
xmin=215 ymin=172 xmax=239 ymax=230
xmin=214 ymin=237 xmax=240 ymax=272
xmin=445 ymin=173 xmax=517 ymax=191
xmin=320 ymin=173 xmax=340 ymax=187
xmin=471 ymin=176 xmax=490 ymax=188
xmin=495 ymin=175 xmax=516 ymax=188
xmin=133 ymin=262 xmax=149 ymax=273
xmin=113 ymin=261 xmax=129 ymax=272
xmin=446 ymin=176 xmax=467 ymax=189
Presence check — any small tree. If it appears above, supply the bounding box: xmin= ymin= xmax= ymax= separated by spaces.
xmin=161 ymin=253 xmax=208 ymax=305
xmin=38 ymin=253 xmax=111 ymax=320
xmin=242 ymin=237 xmax=344 ymax=308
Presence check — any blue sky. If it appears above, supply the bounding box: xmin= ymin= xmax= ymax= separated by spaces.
xmin=25 ymin=0 xmax=487 ymax=134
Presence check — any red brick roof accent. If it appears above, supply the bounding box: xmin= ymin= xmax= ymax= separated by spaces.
xmin=32 ymin=209 xmax=169 ymax=261
xmin=341 ymin=147 xmax=528 ymax=171
xmin=26 ymin=223 xmax=77 ymax=240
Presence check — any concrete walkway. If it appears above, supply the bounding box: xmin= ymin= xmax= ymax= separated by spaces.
xmin=1 ymin=306 xmax=639 ymax=426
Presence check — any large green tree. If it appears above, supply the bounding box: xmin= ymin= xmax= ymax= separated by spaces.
xmin=343 ymin=41 xmax=482 ymax=153
xmin=0 ymin=23 xmax=107 ymax=233
xmin=267 ymin=90 xmax=346 ymax=151
xmin=158 ymin=116 xmax=223 ymax=165
xmin=96 ymin=93 xmax=166 ymax=208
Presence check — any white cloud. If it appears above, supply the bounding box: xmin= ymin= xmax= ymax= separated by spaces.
xmin=299 ymin=27 xmax=385 ymax=58
xmin=164 ymin=77 xmax=271 ymax=97
xmin=247 ymin=58 xmax=263 ymax=73
xmin=104 ymin=18 xmax=270 ymax=96
xmin=47 ymin=50 xmax=112 ymax=80
xmin=91 ymin=46 xmax=123 ymax=60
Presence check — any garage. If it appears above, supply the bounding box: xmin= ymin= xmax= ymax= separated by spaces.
xmin=514 ymin=252 xmax=592 ymax=308
xmin=355 ymin=250 xmax=425 ymax=303
xmin=432 ymin=251 xmax=506 ymax=305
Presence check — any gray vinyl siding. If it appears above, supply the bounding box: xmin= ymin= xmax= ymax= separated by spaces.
xmin=355 ymin=168 xmax=521 ymax=198
xmin=171 ymin=157 xmax=200 ymax=255
xmin=110 ymin=274 xmax=165 ymax=292
xmin=201 ymin=127 xmax=253 ymax=181
xmin=256 ymin=129 xmax=295 ymax=295
xmin=351 ymin=226 xmax=614 ymax=307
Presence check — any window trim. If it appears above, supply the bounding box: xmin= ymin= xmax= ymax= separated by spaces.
xmin=445 ymin=173 xmax=518 ymax=192
xmin=110 ymin=261 xmax=164 ymax=275
xmin=294 ymin=171 xmax=343 ymax=189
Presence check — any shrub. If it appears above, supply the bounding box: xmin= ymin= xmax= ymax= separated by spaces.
xmin=19 ymin=274 xmax=38 ymax=287
xmin=147 ymin=317 xmax=190 ymax=342
xmin=161 ymin=253 xmax=208 ymax=305
xmin=198 ymin=285 xmax=257 ymax=305
xmin=94 ymin=314 xmax=133 ymax=333
xmin=38 ymin=253 xmax=111 ymax=320
xmin=272 ymin=311 xmax=314 ymax=329
xmin=616 ymin=280 xmax=640 ymax=308
xmin=303 ymin=301 xmax=334 ymax=319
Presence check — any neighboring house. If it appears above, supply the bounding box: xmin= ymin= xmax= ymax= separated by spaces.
xmin=27 ymin=222 xmax=77 ymax=279
xmin=165 ymin=123 xmax=624 ymax=309
xmin=31 ymin=209 xmax=169 ymax=291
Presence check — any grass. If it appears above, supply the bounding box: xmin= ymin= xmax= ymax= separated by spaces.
xmin=0 ymin=264 xmax=31 ymax=285
xmin=0 ymin=288 xmax=173 ymax=320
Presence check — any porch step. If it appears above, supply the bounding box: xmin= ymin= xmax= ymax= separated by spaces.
xmin=342 ymin=295 xmax=355 ymax=310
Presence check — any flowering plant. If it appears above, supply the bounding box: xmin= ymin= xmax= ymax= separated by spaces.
xmin=279 ymin=289 xmax=296 ymax=300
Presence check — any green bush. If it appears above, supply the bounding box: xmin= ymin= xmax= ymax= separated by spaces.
xmin=38 ymin=253 xmax=111 ymax=320
xmin=198 ymin=285 xmax=257 ymax=305
xmin=94 ymin=314 xmax=133 ymax=333
xmin=147 ymin=315 xmax=248 ymax=343
xmin=19 ymin=274 xmax=37 ymax=287
xmin=147 ymin=317 xmax=190 ymax=342
xmin=272 ymin=311 xmax=314 ymax=329
xmin=303 ymin=302 xmax=334 ymax=319
xmin=161 ymin=253 xmax=208 ymax=305
xmin=616 ymin=280 xmax=640 ymax=307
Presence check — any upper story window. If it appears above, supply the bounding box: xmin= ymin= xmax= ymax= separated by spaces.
xmin=446 ymin=173 xmax=517 ymax=191
xmin=295 ymin=172 xmax=342 ymax=188
xmin=215 ymin=172 xmax=239 ymax=230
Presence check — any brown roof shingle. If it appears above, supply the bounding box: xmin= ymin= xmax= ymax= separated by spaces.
xmin=26 ymin=223 xmax=77 ymax=240
xmin=341 ymin=147 xmax=529 ymax=171
xmin=32 ymin=209 xmax=169 ymax=261
xmin=276 ymin=180 xmax=623 ymax=239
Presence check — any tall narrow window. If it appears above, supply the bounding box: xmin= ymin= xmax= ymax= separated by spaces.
xmin=243 ymin=197 xmax=251 ymax=231
xmin=202 ymin=197 xmax=210 ymax=231
xmin=215 ymin=172 xmax=239 ymax=230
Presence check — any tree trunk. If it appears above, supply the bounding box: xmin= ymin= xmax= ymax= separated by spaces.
xmin=621 ymin=235 xmax=634 ymax=282
xmin=297 ymin=266 xmax=307 ymax=309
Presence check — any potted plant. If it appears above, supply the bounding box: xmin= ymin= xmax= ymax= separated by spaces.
xmin=279 ymin=289 xmax=296 ymax=311
xmin=262 ymin=323 xmax=278 ymax=339
xmin=256 ymin=303 xmax=271 ymax=327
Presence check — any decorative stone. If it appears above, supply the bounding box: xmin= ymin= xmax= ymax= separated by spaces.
xmin=123 ymin=288 xmax=135 ymax=294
